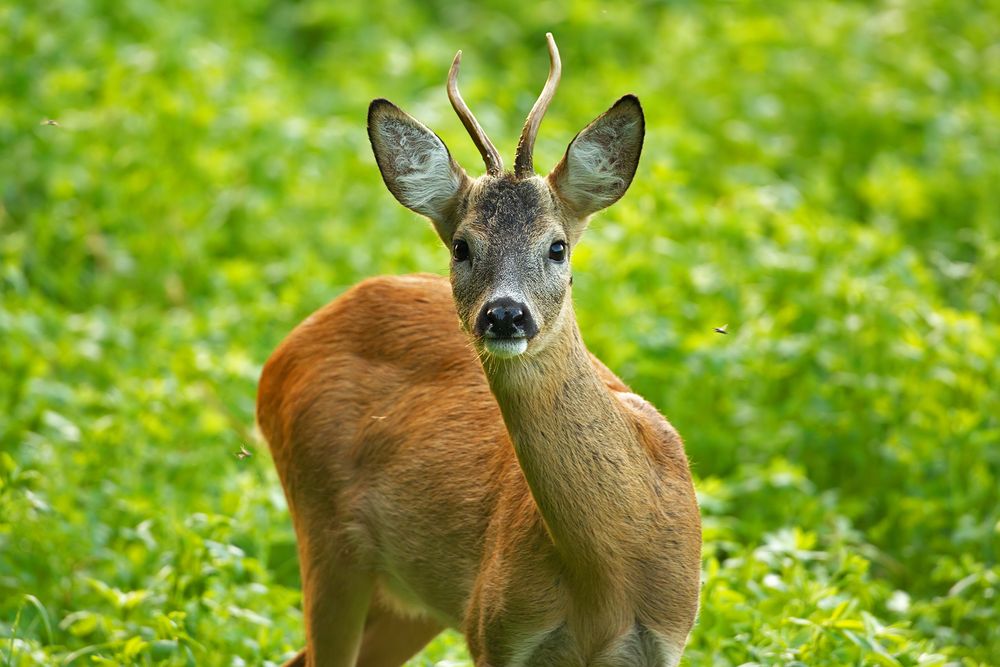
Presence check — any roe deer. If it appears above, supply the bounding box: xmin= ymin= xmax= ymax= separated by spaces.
xmin=256 ymin=33 xmax=701 ymax=667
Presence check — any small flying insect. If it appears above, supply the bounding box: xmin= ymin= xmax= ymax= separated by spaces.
xmin=40 ymin=119 xmax=60 ymax=126
xmin=714 ymin=324 xmax=729 ymax=335
xmin=236 ymin=445 xmax=252 ymax=460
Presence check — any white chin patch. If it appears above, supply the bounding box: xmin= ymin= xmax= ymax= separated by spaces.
xmin=484 ymin=338 xmax=529 ymax=358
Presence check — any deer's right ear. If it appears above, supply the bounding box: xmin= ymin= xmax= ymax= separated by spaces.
xmin=368 ymin=99 xmax=470 ymax=241
xmin=547 ymin=95 xmax=644 ymax=223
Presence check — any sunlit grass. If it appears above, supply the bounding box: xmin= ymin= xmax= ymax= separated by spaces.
xmin=1 ymin=0 xmax=997 ymax=664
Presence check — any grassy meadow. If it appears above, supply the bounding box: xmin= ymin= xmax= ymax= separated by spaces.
xmin=1 ymin=0 xmax=998 ymax=664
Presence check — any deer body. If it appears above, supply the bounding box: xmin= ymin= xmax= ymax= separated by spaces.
xmin=257 ymin=35 xmax=701 ymax=667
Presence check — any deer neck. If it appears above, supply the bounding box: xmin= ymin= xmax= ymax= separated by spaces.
xmin=482 ymin=307 xmax=655 ymax=589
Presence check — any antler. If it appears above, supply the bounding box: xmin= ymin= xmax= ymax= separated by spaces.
xmin=448 ymin=50 xmax=504 ymax=176
xmin=514 ymin=33 xmax=562 ymax=179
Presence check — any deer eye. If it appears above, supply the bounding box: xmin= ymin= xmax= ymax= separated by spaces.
xmin=548 ymin=241 xmax=567 ymax=262
xmin=452 ymin=239 xmax=470 ymax=262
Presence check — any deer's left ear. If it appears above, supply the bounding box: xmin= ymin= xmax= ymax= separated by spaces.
xmin=547 ymin=95 xmax=644 ymax=221
xmin=368 ymin=99 xmax=471 ymax=242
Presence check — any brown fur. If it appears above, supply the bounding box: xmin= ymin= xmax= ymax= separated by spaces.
xmin=258 ymin=40 xmax=700 ymax=667
xmin=258 ymin=275 xmax=700 ymax=666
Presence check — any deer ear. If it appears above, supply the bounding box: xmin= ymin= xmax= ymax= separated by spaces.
xmin=368 ymin=99 xmax=470 ymax=241
xmin=547 ymin=95 xmax=644 ymax=220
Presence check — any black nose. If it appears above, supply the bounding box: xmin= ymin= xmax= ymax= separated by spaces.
xmin=487 ymin=303 xmax=524 ymax=336
xmin=478 ymin=297 xmax=537 ymax=339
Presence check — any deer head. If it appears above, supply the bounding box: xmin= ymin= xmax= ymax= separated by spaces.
xmin=368 ymin=34 xmax=644 ymax=359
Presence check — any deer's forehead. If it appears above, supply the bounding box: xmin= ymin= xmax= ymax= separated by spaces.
xmin=462 ymin=176 xmax=559 ymax=242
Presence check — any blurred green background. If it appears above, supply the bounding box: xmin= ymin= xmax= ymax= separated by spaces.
xmin=2 ymin=0 xmax=998 ymax=664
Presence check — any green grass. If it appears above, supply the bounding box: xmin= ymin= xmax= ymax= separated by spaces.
xmin=2 ymin=0 xmax=998 ymax=664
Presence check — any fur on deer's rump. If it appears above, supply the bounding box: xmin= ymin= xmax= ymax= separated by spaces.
xmin=256 ymin=33 xmax=701 ymax=667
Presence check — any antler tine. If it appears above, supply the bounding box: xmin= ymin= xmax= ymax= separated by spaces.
xmin=514 ymin=33 xmax=562 ymax=179
xmin=448 ymin=50 xmax=504 ymax=176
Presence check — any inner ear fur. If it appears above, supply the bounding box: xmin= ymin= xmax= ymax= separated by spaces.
xmin=368 ymin=98 xmax=470 ymax=241
xmin=547 ymin=94 xmax=645 ymax=221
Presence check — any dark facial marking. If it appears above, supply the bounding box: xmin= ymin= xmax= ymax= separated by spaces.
xmin=473 ymin=176 xmax=542 ymax=235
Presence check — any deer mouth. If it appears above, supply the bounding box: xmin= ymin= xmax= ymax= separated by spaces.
xmin=482 ymin=336 xmax=529 ymax=358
